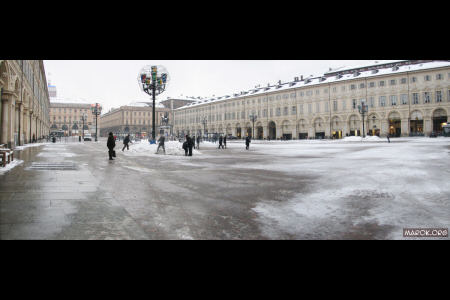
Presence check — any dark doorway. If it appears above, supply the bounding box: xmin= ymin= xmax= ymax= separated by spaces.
xmin=315 ymin=132 xmax=325 ymax=139
xmin=268 ymin=121 xmax=276 ymax=140
xmin=236 ymin=127 xmax=241 ymax=139
xmin=257 ymin=126 xmax=263 ymax=139
xmin=389 ymin=119 xmax=401 ymax=137
xmin=299 ymin=133 xmax=308 ymax=139
xmin=433 ymin=117 xmax=447 ymax=134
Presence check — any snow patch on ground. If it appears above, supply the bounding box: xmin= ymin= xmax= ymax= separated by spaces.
xmin=251 ymin=138 xmax=450 ymax=239
xmin=122 ymin=141 xmax=202 ymax=157
xmin=0 ymin=159 xmax=24 ymax=175
xmin=14 ymin=142 xmax=51 ymax=150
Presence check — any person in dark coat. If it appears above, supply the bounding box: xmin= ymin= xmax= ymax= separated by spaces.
xmin=387 ymin=133 xmax=390 ymax=143
xmin=122 ymin=134 xmax=132 ymax=151
xmin=223 ymin=135 xmax=227 ymax=149
xmin=196 ymin=136 xmax=201 ymax=150
xmin=186 ymin=135 xmax=194 ymax=156
xmin=245 ymin=135 xmax=251 ymax=150
xmin=218 ymin=135 xmax=224 ymax=149
xmin=182 ymin=136 xmax=188 ymax=156
xmin=157 ymin=135 xmax=166 ymax=154
xmin=107 ymin=132 xmax=116 ymax=160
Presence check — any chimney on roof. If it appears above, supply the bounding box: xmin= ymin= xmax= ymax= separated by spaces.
xmin=278 ymin=80 xmax=281 ymax=85
xmin=301 ymin=75 xmax=303 ymax=80
xmin=294 ymin=77 xmax=299 ymax=82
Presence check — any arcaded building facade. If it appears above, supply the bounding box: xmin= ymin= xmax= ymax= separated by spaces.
xmin=100 ymin=98 xmax=195 ymax=138
xmin=49 ymin=101 xmax=99 ymax=136
xmin=0 ymin=60 xmax=50 ymax=148
xmin=173 ymin=60 xmax=450 ymax=139
xmin=99 ymin=102 xmax=172 ymax=138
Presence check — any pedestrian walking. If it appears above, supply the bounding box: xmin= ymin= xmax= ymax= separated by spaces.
xmin=218 ymin=135 xmax=224 ymax=149
xmin=245 ymin=135 xmax=251 ymax=150
xmin=122 ymin=134 xmax=132 ymax=151
xmin=182 ymin=136 xmax=188 ymax=156
xmin=387 ymin=133 xmax=390 ymax=143
xmin=192 ymin=135 xmax=196 ymax=149
xmin=223 ymin=135 xmax=227 ymax=149
xmin=186 ymin=135 xmax=194 ymax=156
xmin=107 ymin=132 xmax=116 ymax=160
xmin=156 ymin=135 xmax=166 ymax=154
xmin=196 ymin=135 xmax=201 ymax=150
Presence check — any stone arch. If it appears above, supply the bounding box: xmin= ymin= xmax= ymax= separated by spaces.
xmin=226 ymin=123 xmax=232 ymax=135
xmin=388 ymin=111 xmax=402 ymax=137
xmin=268 ymin=120 xmax=276 ymax=140
xmin=432 ymin=108 xmax=448 ymax=134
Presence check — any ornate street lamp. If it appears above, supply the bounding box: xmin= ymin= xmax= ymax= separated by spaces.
xmin=90 ymin=103 xmax=102 ymax=142
xmin=138 ymin=65 xmax=170 ymax=143
xmin=202 ymin=117 xmax=207 ymax=140
xmin=358 ymin=101 xmax=368 ymax=138
xmin=249 ymin=113 xmax=257 ymax=139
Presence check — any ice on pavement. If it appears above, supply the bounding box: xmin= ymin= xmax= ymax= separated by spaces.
xmin=249 ymin=137 xmax=450 ymax=239
xmin=0 ymin=159 xmax=24 ymax=175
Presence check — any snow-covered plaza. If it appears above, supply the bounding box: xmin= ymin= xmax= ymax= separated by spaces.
xmin=0 ymin=137 xmax=449 ymax=239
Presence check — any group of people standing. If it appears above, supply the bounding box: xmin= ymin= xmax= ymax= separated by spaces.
xmin=107 ymin=132 xmax=253 ymax=160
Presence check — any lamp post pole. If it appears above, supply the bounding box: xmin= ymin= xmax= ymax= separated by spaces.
xmin=152 ymin=82 xmax=156 ymax=142
xmin=202 ymin=117 xmax=207 ymax=140
xmin=358 ymin=101 xmax=368 ymax=138
xmin=81 ymin=114 xmax=86 ymax=141
xmin=249 ymin=113 xmax=257 ymax=139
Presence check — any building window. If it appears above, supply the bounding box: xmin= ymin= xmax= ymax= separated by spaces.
xmin=342 ymin=100 xmax=346 ymax=110
xmin=325 ymin=102 xmax=329 ymax=112
xmin=424 ymin=92 xmax=431 ymax=103
xmin=352 ymin=99 xmax=357 ymax=109
xmin=401 ymin=94 xmax=408 ymax=105
xmin=379 ymin=96 xmax=386 ymax=107
xmin=436 ymin=74 xmax=443 ymax=80
xmin=369 ymin=97 xmax=375 ymax=108
xmin=369 ymin=82 xmax=375 ymax=88
xmin=299 ymin=104 xmax=303 ymax=114
xmin=412 ymin=93 xmax=419 ymax=104
xmin=390 ymin=79 xmax=397 ymax=86
xmin=411 ymin=77 xmax=417 ymax=83
xmin=290 ymin=93 xmax=296 ymax=99
xmin=332 ymin=87 xmax=337 ymax=93
xmin=350 ymin=84 xmax=356 ymax=90
xmin=291 ymin=106 xmax=296 ymax=115
xmin=283 ymin=107 xmax=288 ymax=115
xmin=401 ymin=78 xmax=407 ymax=84
xmin=315 ymin=90 xmax=320 ymax=95
xmin=276 ymin=107 xmax=281 ymax=116
xmin=283 ymin=94 xmax=289 ymax=99
xmin=300 ymin=91 xmax=304 ymax=97
xmin=379 ymin=81 xmax=385 ymax=87
xmin=316 ymin=102 xmax=320 ymax=113
xmin=263 ymin=109 xmax=267 ymax=117
xmin=270 ymin=108 xmax=273 ymax=117
xmin=359 ymin=83 xmax=365 ymax=89
xmin=436 ymin=91 xmax=442 ymax=103
xmin=390 ymin=95 xmax=397 ymax=106
xmin=308 ymin=104 xmax=312 ymax=114
xmin=424 ymin=75 xmax=431 ymax=81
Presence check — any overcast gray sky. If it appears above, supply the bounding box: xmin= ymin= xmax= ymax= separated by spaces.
xmin=44 ymin=60 xmax=378 ymax=113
